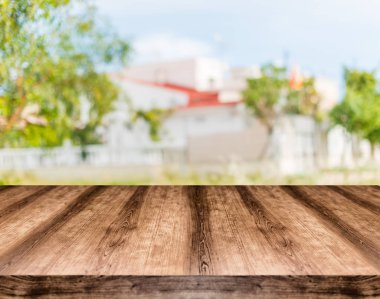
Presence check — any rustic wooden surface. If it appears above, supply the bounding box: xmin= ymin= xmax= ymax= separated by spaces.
xmin=0 ymin=185 xmax=379 ymax=275
xmin=0 ymin=276 xmax=379 ymax=298
xmin=0 ymin=185 xmax=379 ymax=297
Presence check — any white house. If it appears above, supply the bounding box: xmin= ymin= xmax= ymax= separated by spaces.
xmin=103 ymin=57 xmax=344 ymax=173
xmin=123 ymin=57 xmax=227 ymax=92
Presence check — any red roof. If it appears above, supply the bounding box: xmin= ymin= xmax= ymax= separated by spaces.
xmin=123 ymin=77 xmax=237 ymax=109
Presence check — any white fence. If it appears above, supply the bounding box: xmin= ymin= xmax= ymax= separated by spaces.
xmin=1 ymin=128 xmax=379 ymax=173
xmin=0 ymin=144 xmax=186 ymax=170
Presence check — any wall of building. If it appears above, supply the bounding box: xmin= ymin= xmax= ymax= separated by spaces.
xmin=163 ymin=105 xmax=247 ymax=139
xmin=195 ymin=58 xmax=227 ymax=91
xmin=103 ymin=79 xmax=189 ymax=148
xmin=274 ymin=115 xmax=317 ymax=174
xmin=120 ymin=80 xmax=188 ymax=110
xmin=315 ymin=77 xmax=339 ymax=111
xmin=187 ymin=122 xmax=268 ymax=163
xmin=125 ymin=58 xmax=227 ymax=91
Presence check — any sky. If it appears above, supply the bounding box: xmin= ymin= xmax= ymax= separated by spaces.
xmin=95 ymin=0 xmax=380 ymax=83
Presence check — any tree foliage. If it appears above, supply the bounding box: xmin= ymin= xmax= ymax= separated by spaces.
xmin=330 ymin=69 xmax=380 ymax=147
xmin=0 ymin=0 xmax=129 ymax=147
xmin=243 ymin=64 xmax=323 ymax=129
xmin=132 ymin=108 xmax=172 ymax=142
xmin=242 ymin=64 xmax=288 ymax=133
xmin=242 ymin=63 xmax=325 ymax=159
xmin=286 ymin=77 xmax=322 ymax=120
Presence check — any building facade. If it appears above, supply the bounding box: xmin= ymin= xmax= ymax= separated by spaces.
xmin=1 ymin=57 xmax=378 ymax=174
xmin=103 ymin=57 xmax=344 ymax=174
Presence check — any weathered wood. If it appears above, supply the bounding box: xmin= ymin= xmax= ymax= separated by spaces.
xmin=0 ymin=186 xmax=107 ymax=273
xmin=252 ymin=186 xmax=377 ymax=274
xmin=282 ymin=186 xmax=380 ymax=269
xmin=0 ymin=186 xmax=55 ymax=224
xmin=186 ymin=186 xmax=214 ymax=275
xmin=326 ymin=186 xmax=380 ymax=214
xmin=0 ymin=186 xmax=379 ymax=277
xmin=0 ymin=276 xmax=379 ymax=298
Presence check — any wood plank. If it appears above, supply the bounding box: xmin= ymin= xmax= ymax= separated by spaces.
xmin=108 ymin=186 xmax=189 ymax=275
xmin=0 ymin=276 xmax=378 ymax=298
xmin=0 ymin=186 xmax=52 ymax=213
xmin=186 ymin=186 xmax=215 ymax=274
xmin=326 ymin=186 xmax=380 ymax=214
xmin=236 ymin=186 xmax=318 ymax=274
xmin=0 ymin=186 xmax=88 ymax=258
xmin=247 ymin=186 xmax=378 ymax=274
xmin=90 ymin=186 xmax=148 ymax=274
xmin=139 ymin=186 xmax=190 ymax=275
xmin=0 ymin=186 xmax=106 ymax=274
xmin=2 ymin=186 xmax=138 ymax=274
xmin=213 ymin=186 xmax=282 ymax=274
xmin=205 ymin=186 xmax=255 ymax=274
xmin=281 ymin=186 xmax=380 ymax=269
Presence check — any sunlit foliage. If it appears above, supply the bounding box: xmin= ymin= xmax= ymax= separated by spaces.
xmin=0 ymin=0 xmax=130 ymax=147
xmin=330 ymin=69 xmax=380 ymax=151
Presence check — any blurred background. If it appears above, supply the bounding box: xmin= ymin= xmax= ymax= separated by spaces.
xmin=1 ymin=0 xmax=380 ymax=185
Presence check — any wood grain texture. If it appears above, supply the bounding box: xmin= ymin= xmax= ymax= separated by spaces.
xmin=0 ymin=186 xmax=379 ymax=276
xmin=186 ymin=186 xmax=214 ymax=275
xmin=326 ymin=186 xmax=380 ymax=214
xmin=282 ymin=186 xmax=380 ymax=269
xmin=0 ymin=276 xmax=379 ymax=298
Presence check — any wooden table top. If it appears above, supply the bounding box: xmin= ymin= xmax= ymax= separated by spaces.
xmin=0 ymin=185 xmax=379 ymax=298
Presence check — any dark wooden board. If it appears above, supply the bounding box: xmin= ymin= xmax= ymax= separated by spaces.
xmin=0 ymin=276 xmax=379 ymax=298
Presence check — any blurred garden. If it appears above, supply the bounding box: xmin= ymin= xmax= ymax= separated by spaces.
xmin=1 ymin=0 xmax=380 ymax=185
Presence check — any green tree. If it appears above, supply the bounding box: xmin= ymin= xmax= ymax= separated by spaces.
xmin=0 ymin=0 xmax=129 ymax=148
xmin=243 ymin=64 xmax=330 ymax=165
xmin=132 ymin=108 xmax=173 ymax=142
xmin=242 ymin=64 xmax=288 ymax=158
xmin=286 ymin=77 xmax=323 ymax=121
xmin=330 ymin=69 xmax=380 ymax=156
